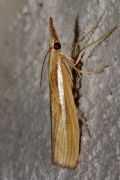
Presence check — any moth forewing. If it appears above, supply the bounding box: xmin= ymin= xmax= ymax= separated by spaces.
xmin=48 ymin=47 xmax=80 ymax=168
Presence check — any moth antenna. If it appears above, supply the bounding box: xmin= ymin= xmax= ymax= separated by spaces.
xmin=40 ymin=49 xmax=50 ymax=89
xmin=49 ymin=17 xmax=60 ymax=42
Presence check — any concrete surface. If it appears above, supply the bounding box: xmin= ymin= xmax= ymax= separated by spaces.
xmin=0 ymin=0 xmax=120 ymax=179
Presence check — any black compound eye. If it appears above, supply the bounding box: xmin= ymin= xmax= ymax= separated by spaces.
xmin=54 ymin=42 xmax=61 ymax=50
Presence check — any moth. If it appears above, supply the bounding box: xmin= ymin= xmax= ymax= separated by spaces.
xmin=40 ymin=16 xmax=116 ymax=168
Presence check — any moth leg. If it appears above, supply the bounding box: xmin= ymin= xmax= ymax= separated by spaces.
xmin=75 ymin=14 xmax=104 ymax=49
xmin=72 ymin=15 xmax=104 ymax=63
xmin=61 ymin=56 xmax=82 ymax=78
xmin=62 ymin=55 xmax=108 ymax=79
xmin=75 ymin=26 xmax=117 ymax=65
xmin=82 ymin=64 xmax=109 ymax=76
xmin=88 ymin=65 xmax=109 ymax=74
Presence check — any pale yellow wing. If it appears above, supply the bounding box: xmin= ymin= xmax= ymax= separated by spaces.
xmin=49 ymin=52 xmax=80 ymax=168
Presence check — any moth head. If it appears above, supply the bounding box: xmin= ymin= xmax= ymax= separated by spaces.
xmin=49 ymin=17 xmax=61 ymax=51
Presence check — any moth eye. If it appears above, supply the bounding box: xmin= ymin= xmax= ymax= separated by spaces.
xmin=54 ymin=42 xmax=61 ymax=50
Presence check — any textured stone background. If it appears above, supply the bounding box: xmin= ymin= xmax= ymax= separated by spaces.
xmin=0 ymin=0 xmax=120 ymax=179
